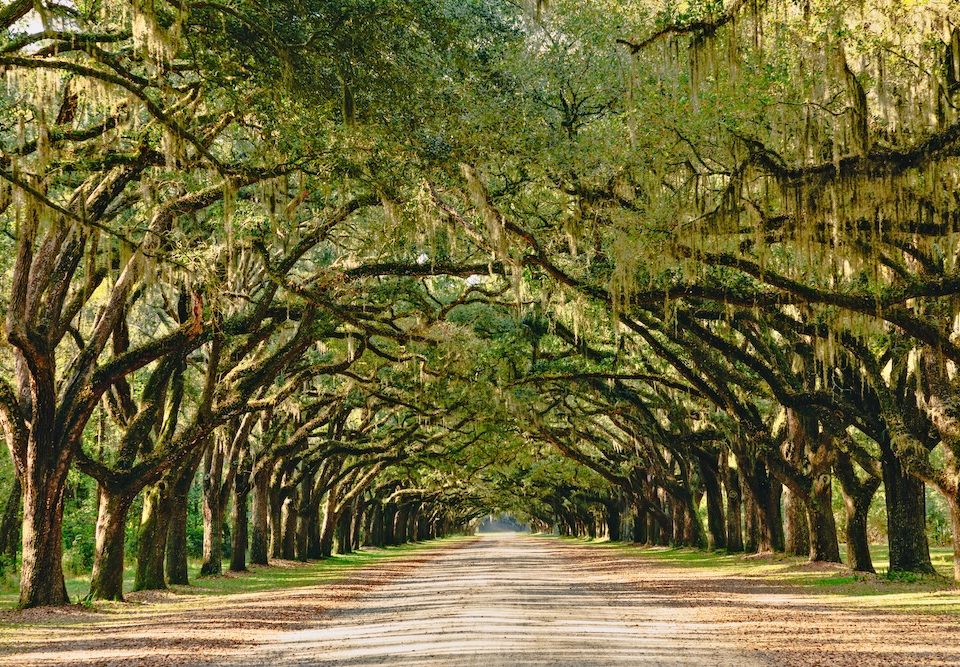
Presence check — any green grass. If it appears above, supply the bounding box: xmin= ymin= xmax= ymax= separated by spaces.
xmin=0 ymin=537 xmax=466 ymax=610
xmin=183 ymin=541 xmax=453 ymax=597
xmin=554 ymin=537 xmax=960 ymax=615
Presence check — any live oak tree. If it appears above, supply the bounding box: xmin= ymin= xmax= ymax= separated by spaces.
xmin=0 ymin=0 xmax=492 ymax=605
xmin=4 ymin=0 xmax=960 ymax=610
xmin=394 ymin=0 xmax=960 ymax=572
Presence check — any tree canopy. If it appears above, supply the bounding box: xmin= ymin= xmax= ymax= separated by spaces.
xmin=2 ymin=0 xmax=960 ymax=607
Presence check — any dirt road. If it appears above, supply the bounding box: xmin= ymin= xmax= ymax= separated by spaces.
xmin=6 ymin=533 xmax=960 ymax=666
xmin=240 ymin=532 xmax=749 ymax=666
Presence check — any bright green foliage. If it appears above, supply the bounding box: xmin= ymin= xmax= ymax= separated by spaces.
xmin=2 ymin=0 xmax=960 ymax=606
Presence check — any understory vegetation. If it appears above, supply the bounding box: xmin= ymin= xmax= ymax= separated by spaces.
xmin=2 ymin=0 xmax=960 ymax=609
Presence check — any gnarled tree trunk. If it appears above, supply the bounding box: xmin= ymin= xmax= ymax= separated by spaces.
xmin=319 ymin=487 xmax=339 ymax=557
xmin=783 ymin=488 xmax=809 ymax=556
xmin=740 ymin=459 xmax=783 ymax=552
xmin=268 ymin=472 xmax=286 ymax=559
xmin=295 ymin=472 xmax=312 ymax=562
xmin=696 ymin=452 xmax=726 ymax=550
xmin=881 ymin=436 xmax=934 ymax=573
xmin=249 ymin=467 xmax=271 ymax=565
xmin=835 ymin=453 xmax=880 ymax=573
xmin=20 ymin=453 xmax=70 ymax=607
xmin=806 ymin=469 xmax=841 ymax=562
xmin=200 ymin=441 xmax=225 ymax=576
xmin=230 ymin=467 xmax=251 ymax=572
xmin=281 ymin=494 xmax=299 ymax=560
xmin=631 ymin=504 xmax=648 ymax=544
xmin=335 ymin=504 xmax=353 ymax=554
xmin=135 ymin=483 xmax=173 ymax=591
xmin=165 ymin=464 xmax=195 ymax=585
xmin=0 ymin=476 xmax=21 ymax=565
xmin=382 ymin=502 xmax=397 ymax=545
xmin=722 ymin=452 xmax=743 ymax=552
xmin=742 ymin=490 xmax=759 ymax=552
xmin=89 ymin=486 xmax=135 ymax=601
xmin=604 ymin=499 xmax=622 ymax=542
xmin=352 ymin=499 xmax=366 ymax=550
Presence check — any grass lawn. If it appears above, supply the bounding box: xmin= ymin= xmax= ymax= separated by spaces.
xmin=548 ymin=535 xmax=960 ymax=614
xmin=0 ymin=537 xmax=466 ymax=611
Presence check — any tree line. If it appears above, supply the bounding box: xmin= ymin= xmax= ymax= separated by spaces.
xmin=1 ymin=0 xmax=960 ymax=608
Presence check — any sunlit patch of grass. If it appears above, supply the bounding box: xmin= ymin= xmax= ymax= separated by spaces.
xmin=183 ymin=541 xmax=448 ymax=597
xmin=0 ymin=536 xmax=468 ymax=611
xmin=865 ymin=545 xmax=955 ymax=579
xmin=557 ymin=536 xmax=960 ymax=614
xmin=812 ymin=575 xmax=859 ymax=586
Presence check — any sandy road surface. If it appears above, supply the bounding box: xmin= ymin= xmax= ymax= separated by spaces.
xmin=239 ymin=533 xmax=755 ymax=666
xmin=6 ymin=533 xmax=960 ymax=666
xmin=237 ymin=533 xmax=960 ymax=666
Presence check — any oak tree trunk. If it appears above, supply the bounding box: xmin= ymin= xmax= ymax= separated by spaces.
xmin=295 ymin=473 xmax=312 ymax=562
xmin=268 ymin=476 xmax=287 ymax=559
xmin=351 ymin=500 xmax=365 ymax=550
xmin=604 ymin=501 xmax=622 ymax=542
xmin=335 ymin=505 xmax=352 ymax=554
xmin=834 ymin=453 xmax=879 ymax=573
xmin=307 ymin=497 xmax=324 ymax=559
xmin=631 ymin=505 xmax=648 ymax=544
xmin=881 ymin=438 xmax=935 ymax=574
xmin=842 ymin=489 xmax=876 ymax=573
xmin=806 ymin=471 xmax=841 ymax=562
xmin=200 ymin=451 xmax=224 ymax=576
xmin=647 ymin=510 xmax=659 ymax=545
xmin=230 ymin=471 xmax=251 ymax=572
xmin=0 ymin=476 xmax=21 ymax=565
xmin=697 ymin=452 xmax=726 ymax=550
xmin=784 ymin=488 xmax=809 ymax=557
xmin=89 ymin=486 xmax=133 ymax=601
xmin=393 ymin=506 xmax=408 ymax=545
xmin=406 ymin=506 xmax=419 ymax=542
xmin=281 ymin=496 xmax=298 ymax=560
xmin=947 ymin=494 xmax=960 ymax=581
xmin=249 ymin=469 xmax=271 ymax=565
xmin=20 ymin=462 xmax=69 ymax=607
xmin=741 ymin=477 xmax=760 ymax=553
xmin=723 ymin=458 xmax=743 ymax=552
xmin=367 ymin=502 xmax=383 ymax=547
xmin=383 ymin=503 xmax=397 ymax=545
xmin=319 ymin=491 xmax=339 ymax=557
xmin=741 ymin=460 xmax=783 ymax=552
xmin=165 ymin=471 xmax=193 ymax=585
xmin=656 ymin=488 xmax=672 ymax=545
xmin=135 ymin=484 xmax=172 ymax=591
